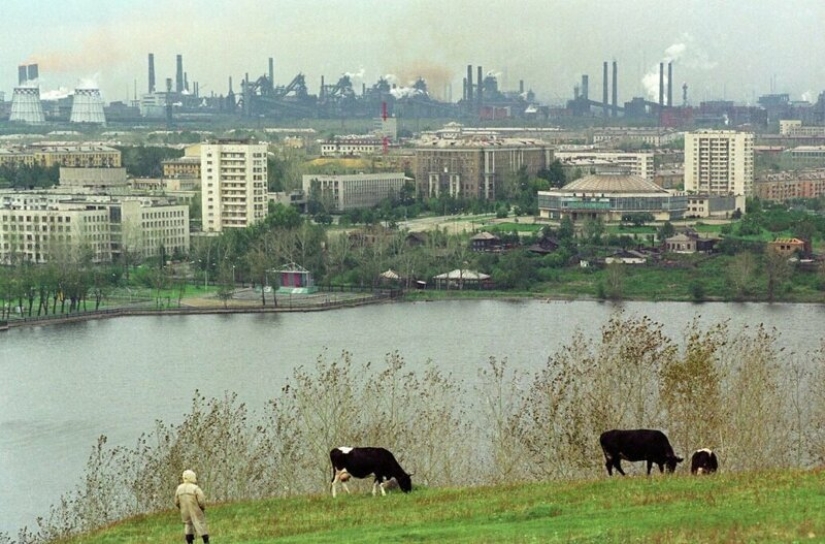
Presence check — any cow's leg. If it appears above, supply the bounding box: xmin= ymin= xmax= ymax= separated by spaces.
xmin=331 ymin=470 xmax=351 ymax=498
xmin=613 ymin=460 xmax=626 ymax=476
xmin=379 ymin=479 xmax=388 ymax=496
xmin=372 ymin=480 xmax=380 ymax=496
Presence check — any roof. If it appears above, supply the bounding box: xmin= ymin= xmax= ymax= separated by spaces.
xmin=433 ymin=269 xmax=491 ymax=280
xmin=471 ymin=231 xmax=500 ymax=240
xmin=562 ymin=172 xmax=669 ymax=194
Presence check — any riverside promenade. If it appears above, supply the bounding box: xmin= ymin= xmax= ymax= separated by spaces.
xmin=1 ymin=285 xmax=402 ymax=329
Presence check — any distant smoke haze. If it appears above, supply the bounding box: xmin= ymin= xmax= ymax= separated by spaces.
xmin=394 ymin=62 xmax=453 ymax=101
xmin=3 ymin=0 xmax=824 ymax=105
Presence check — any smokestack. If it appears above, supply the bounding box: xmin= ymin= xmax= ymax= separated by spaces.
xmin=519 ymin=80 xmax=524 ymax=94
xmin=659 ymin=62 xmax=665 ymax=110
xmin=466 ymin=65 xmax=473 ymax=103
xmin=603 ymin=61 xmax=609 ymax=117
xmin=612 ymin=61 xmax=617 ymax=117
xmin=668 ymin=62 xmax=673 ymax=107
xmin=18 ymin=65 xmax=27 ymax=86
xmin=477 ymin=66 xmax=483 ymax=109
xmin=175 ymin=54 xmax=183 ymax=93
xmin=148 ymin=53 xmax=156 ymax=93
xmin=582 ymin=74 xmax=589 ymax=101
xmin=27 ymin=64 xmax=39 ymax=82
xmin=184 ymin=72 xmax=189 ymax=92
xmin=268 ymin=57 xmax=274 ymax=87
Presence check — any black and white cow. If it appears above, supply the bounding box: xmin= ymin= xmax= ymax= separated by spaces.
xmin=690 ymin=448 xmax=719 ymax=475
xmin=329 ymin=446 xmax=412 ymax=497
xmin=599 ymin=429 xmax=683 ymax=476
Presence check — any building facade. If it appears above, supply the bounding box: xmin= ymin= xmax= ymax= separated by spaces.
xmin=200 ymin=139 xmax=267 ymax=233
xmin=0 ymin=192 xmax=188 ymax=264
xmin=0 ymin=144 xmax=121 ymax=168
xmin=162 ymin=144 xmax=202 ymax=179
xmin=754 ymin=169 xmax=825 ymax=202
xmin=555 ymin=151 xmax=655 ymax=179
xmin=684 ymin=130 xmax=754 ymax=196
xmin=414 ymin=138 xmax=553 ymax=201
xmin=302 ymin=172 xmax=407 ymax=212
xmin=537 ymin=172 xmax=687 ymax=222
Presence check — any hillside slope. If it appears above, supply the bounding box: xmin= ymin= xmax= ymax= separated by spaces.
xmin=62 ymin=469 xmax=824 ymax=543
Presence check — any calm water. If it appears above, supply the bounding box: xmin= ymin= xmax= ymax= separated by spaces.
xmin=1 ymin=299 xmax=823 ymax=534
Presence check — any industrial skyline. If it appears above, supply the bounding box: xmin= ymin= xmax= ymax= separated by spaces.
xmin=1 ymin=0 xmax=824 ymax=107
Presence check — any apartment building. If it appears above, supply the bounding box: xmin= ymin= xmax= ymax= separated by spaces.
xmin=555 ymin=151 xmax=655 ymax=179
xmin=0 ymin=192 xmax=188 ymax=264
xmin=755 ymin=169 xmax=825 ymax=202
xmin=302 ymin=172 xmax=407 ymax=212
xmin=0 ymin=144 xmax=121 ymax=168
xmin=414 ymin=137 xmax=553 ymax=201
xmin=200 ymin=139 xmax=267 ymax=233
xmin=684 ymin=130 xmax=754 ymax=196
xmin=162 ymin=144 xmax=202 ymax=179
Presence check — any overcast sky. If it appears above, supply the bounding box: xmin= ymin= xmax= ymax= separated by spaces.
xmin=2 ymin=0 xmax=824 ymax=107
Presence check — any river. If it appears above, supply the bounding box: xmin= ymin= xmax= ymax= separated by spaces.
xmin=1 ymin=299 xmax=823 ymax=535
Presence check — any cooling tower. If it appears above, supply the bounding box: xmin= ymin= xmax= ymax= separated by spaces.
xmin=70 ymin=87 xmax=106 ymax=124
xmin=9 ymin=87 xmax=46 ymax=124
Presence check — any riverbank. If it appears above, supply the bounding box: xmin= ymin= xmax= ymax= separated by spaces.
xmin=1 ymin=286 xmax=400 ymax=329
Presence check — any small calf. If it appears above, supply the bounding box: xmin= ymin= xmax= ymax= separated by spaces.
xmin=690 ymin=448 xmax=719 ymax=475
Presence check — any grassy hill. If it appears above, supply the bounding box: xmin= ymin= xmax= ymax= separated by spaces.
xmin=61 ymin=469 xmax=823 ymax=543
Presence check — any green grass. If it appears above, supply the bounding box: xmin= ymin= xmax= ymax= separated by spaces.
xmin=60 ymin=469 xmax=825 ymax=543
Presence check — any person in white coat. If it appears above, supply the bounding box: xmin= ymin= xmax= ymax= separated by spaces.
xmin=174 ymin=469 xmax=209 ymax=543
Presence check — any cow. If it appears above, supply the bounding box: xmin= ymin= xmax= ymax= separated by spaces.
xmin=329 ymin=446 xmax=412 ymax=498
xmin=599 ymin=429 xmax=683 ymax=476
xmin=690 ymin=448 xmax=719 ymax=475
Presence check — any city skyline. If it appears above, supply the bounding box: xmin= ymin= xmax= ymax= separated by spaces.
xmin=2 ymin=0 xmax=824 ymax=107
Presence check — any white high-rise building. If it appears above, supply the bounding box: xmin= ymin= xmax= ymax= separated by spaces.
xmin=200 ymin=139 xmax=268 ymax=233
xmin=684 ymin=130 xmax=754 ymax=196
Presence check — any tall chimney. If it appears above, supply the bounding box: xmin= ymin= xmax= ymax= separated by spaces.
xmin=18 ymin=65 xmax=27 ymax=86
xmin=519 ymin=80 xmax=524 ymax=94
xmin=659 ymin=62 xmax=665 ymax=109
xmin=175 ymin=54 xmax=183 ymax=93
xmin=477 ymin=66 xmax=483 ymax=108
xmin=667 ymin=62 xmax=673 ymax=107
xmin=148 ymin=53 xmax=156 ymax=93
xmin=582 ymin=74 xmax=589 ymax=101
xmin=268 ymin=57 xmax=274 ymax=88
xmin=27 ymin=64 xmax=39 ymax=82
xmin=612 ymin=61 xmax=618 ymax=117
xmin=466 ymin=65 xmax=473 ymax=103
xmin=603 ymin=61 xmax=609 ymax=117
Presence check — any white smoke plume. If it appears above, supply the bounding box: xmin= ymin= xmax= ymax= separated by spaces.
xmin=389 ymin=86 xmax=423 ymax=99
xmin=642 ymin=34 xmax=717 ymax=102
xmin=344 ymin=68 xmax=365 ymax=81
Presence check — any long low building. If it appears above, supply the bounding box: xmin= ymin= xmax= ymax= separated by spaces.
xmin=537 ymin=171 xmax=687 ymax=222
xmin=302 ymin=172 xmax=407 ymax=212
xmin=0 ymin=191 xmax=189 ymax=264
xmin=0 ymin=144 xmax=121 ymax=168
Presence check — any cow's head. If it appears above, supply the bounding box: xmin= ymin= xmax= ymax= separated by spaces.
xmin=666 ymin=455 xmax=684 ymax=473
xmin=396 ymin=471 xmax=412 ymax=493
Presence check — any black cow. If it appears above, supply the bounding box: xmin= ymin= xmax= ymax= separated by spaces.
xmin=329 ymin=446 xmax=412 ymax=497
xmin=690 ymin=448 xmax=719 ymax=475
xmin=599 ymin=429 xmax=683 ymax=476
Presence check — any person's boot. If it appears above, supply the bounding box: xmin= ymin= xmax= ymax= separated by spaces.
xmin=185 ymin=535 xmax=194 ymax=544
xmin=202 ymin=535 xmax=209 ymax=543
